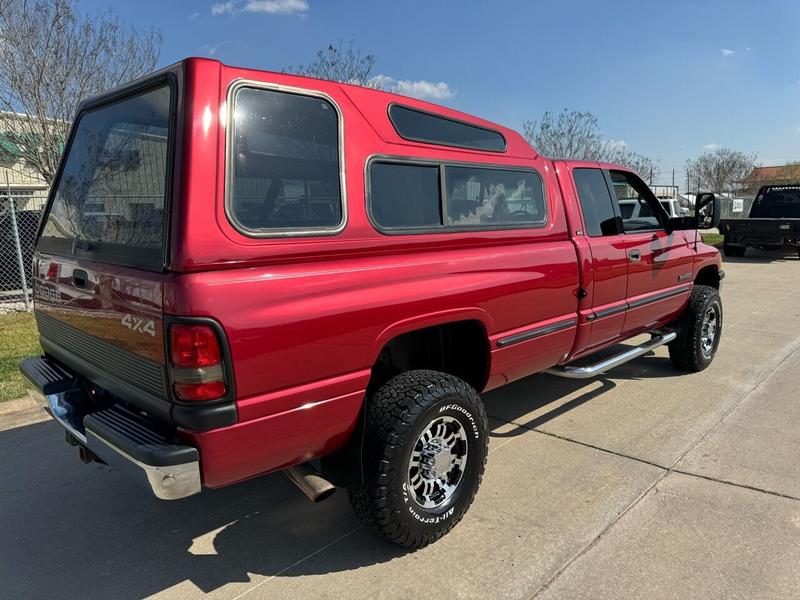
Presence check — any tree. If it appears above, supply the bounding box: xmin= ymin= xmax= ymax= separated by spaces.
xmin=778 ymin=161 xmax=800 ymax=182
xmin=685 ymin=147 xmax=757 ymax=195
xmin=522 ymin=109 xmax=660 ymax=182
xmin=0 ymin=0 xmax=162 ymax=184
xmin=286 ymin=39 xmax=380 ymax=87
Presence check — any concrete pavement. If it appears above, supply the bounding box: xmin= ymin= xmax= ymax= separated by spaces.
xmin=1 ymin=249 xmax=799 ymax=599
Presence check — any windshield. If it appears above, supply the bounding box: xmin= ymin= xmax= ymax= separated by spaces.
xmin=39 ymin=83 xmax=173 ymax=269
xmin=749 ymin=186 xmax=800 ymax=219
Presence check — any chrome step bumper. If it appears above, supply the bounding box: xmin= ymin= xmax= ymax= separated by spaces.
xmin=20 ymin=356 xmax=201 ymax=500
xmin=545 ymin=332 xmax=677 ymax=379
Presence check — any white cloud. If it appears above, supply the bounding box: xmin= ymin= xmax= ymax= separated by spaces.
xmin=188 ymin=11 xmax=200 ymax=19
xmin=704 ymin=143 xmax=720 ymax=151
xmin=211 ymin=1 xmax=235 ymax=14
xmin=202 ymin=40 xmax=239 ymax=56
xmin=370 ymin=75 xmax=455 ymax=101
xmin=212 ymin=0 xmax=308 ymax=16
xmin=607 ymin=139 xmax=627 ymax=150
xmin=720 ymin=48 xmax=735 ymax=57
xmin=794 ymin=124 xmax=800 ymax=134
xmin=745 ymin=46 xmax=752 ymax=52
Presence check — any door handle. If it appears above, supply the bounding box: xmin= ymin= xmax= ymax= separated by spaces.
xmin=73 ymin=269 xmax=88 ymax=288
xmin=628 ymin=250 xmax=641 ymax=262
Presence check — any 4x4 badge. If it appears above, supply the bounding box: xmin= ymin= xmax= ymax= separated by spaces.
xmin=121 ymin=314 xmax=156 ymax=337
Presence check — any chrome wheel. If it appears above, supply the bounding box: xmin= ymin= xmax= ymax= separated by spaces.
xmin=407 ymin=416 xmax=468 ymax=509
xmin=700 ymin=306 xmax=718 ymax=357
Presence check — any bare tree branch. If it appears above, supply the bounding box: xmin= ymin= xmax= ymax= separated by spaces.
xmin=522 ymin=109 xmax=660 ymax=182
xmin=685 ymin=147 xmax=757 ymax=195
xmin=285 ymin=39 xmax=382 ymax=88
xmin=0 ymin=0 xmax=162 ymax=184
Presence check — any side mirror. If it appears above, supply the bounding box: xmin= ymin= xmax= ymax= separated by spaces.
xmin=695 ymin=193 xmax=720 ymax=230
xmin=666 ymin=216 xmax=696 ymax=233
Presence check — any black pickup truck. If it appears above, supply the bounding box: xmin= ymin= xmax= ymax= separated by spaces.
xmin=718 ymin=185 xmax=800 ymax=258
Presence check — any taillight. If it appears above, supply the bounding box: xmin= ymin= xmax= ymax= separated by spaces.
xmin=169 ymin=323 xmax=227 ymax=402
xmin=170 ymin=324 xmax=222 ymax=367
xmin=174 ymin=381 xmax=226 ymax=402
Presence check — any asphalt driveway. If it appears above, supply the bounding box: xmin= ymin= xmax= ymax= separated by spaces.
xmin=2 ymin=250 xmax=799 ymax=599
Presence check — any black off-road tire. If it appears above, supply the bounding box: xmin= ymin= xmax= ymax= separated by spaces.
xmin=348 ymin=369 xmax=488 ymax=549
xmin=668 ymin=284 xmax=723 ymax=372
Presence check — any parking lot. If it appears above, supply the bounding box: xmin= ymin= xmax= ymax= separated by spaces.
xmin=1 ymin=251 xmax=799 ymax=599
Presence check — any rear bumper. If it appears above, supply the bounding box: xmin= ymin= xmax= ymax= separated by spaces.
xmin=21 ymin=355 xmax=366 ymax=493
xmin=723 ymin=233 xmax=800 ymax=247
xmin=20 ymin=356 xmax=201 ymax=500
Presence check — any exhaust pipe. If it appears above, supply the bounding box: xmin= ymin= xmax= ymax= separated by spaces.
xmin=285 ymin=463 xmax=336 ymax=503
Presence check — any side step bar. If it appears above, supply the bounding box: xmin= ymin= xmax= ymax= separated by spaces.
xmin=545 ymin=332 xmax=677 ymax=379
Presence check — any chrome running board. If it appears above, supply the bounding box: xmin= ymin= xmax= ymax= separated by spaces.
xmin=545 ymin=332 xmax=677 ymax=379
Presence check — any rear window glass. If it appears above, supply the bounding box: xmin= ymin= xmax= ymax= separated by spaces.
xmin=40 ymin=84 xmax=172 ymax=268
xmin=750 ymin=186 xmax=800 ymax=218
xmin=389 ymin=105 xmax=506 ymax=152
xmin=228 ymin=87 xmax=343 ymax=234
xmin=369 ymin=162 xmax=441 ymax=229
xmin=444 ymin=166 xmax=545 ymax=227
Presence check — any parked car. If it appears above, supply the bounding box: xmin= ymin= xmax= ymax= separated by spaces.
xmin=718 ymin=185 xmax=800 ymax=258
xmin=618 ymin=196 xmax=688 ymax=224
xmin=21 ymin=58 xmax=723 ymax=549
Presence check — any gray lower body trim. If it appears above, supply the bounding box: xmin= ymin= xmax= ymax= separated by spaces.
xmin=497 ymin=317 xmax=577 ymax=348
xmin=587 ymin=286 xmax=690 ymax=322
xmin=590 ymin=304 xmax=628 ymax=320
xmin=627 ymin=285 xmax=690 ymax=309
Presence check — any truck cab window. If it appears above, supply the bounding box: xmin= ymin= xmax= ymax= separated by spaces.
xmin=609 ymin=170 xmax=666 ymax=232
xmin=573 ymin=168 xmax=619 ymax=236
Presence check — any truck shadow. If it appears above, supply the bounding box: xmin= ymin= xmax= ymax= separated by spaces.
xmin=484 ymin=343 xmax=682 ymax=437
xmin=0 ymin=418 xmax=406 ymax=597
xmin=0 ymin=347 xmax=676 ymax=597
xmin=721 ymin=248 xmax=799 ymax=264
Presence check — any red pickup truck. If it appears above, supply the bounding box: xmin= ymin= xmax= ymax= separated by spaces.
xmin=21 ymin=58 xmax=723 ymax=549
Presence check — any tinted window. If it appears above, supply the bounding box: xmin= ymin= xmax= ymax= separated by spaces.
xmin=228 ymin=87 xmax=342 ymax=233
xmin=573 ymin=168 xmax=618 ymax=236
xmin=750 ymin=186 xmax=800 ymax=218
xmin=40 ymin=84 xmax=172 ymax=268
xmin=370 ymin=162 xmax=441 ymax=229
xmin=389 ymin=105 xmax=506 ymax=152
xmin=609 ymin=170 xmax=664 ymax=232
xmin=445 ymin=166 xmax=545 ymax=227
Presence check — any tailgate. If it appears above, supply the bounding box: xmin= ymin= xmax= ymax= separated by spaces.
xmin=32 ymin=255 xmax=170 ymax=420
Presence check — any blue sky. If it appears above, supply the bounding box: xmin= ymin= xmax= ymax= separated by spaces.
xmin=85 ymin=0 xmax=799 ymax=187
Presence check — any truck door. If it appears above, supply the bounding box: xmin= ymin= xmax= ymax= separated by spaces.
xmin=606 ymin=169 xmax=693 ymax=337
xmin=569 ymin=166 xmax=629 ymax=350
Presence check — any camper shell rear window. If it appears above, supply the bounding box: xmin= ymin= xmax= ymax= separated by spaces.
xmin=38 ymin=79 xmax=175 ymax=270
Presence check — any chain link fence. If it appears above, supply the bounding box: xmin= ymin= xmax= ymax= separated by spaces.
xmin=0 ymin=186 xmax=47 ymax=313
